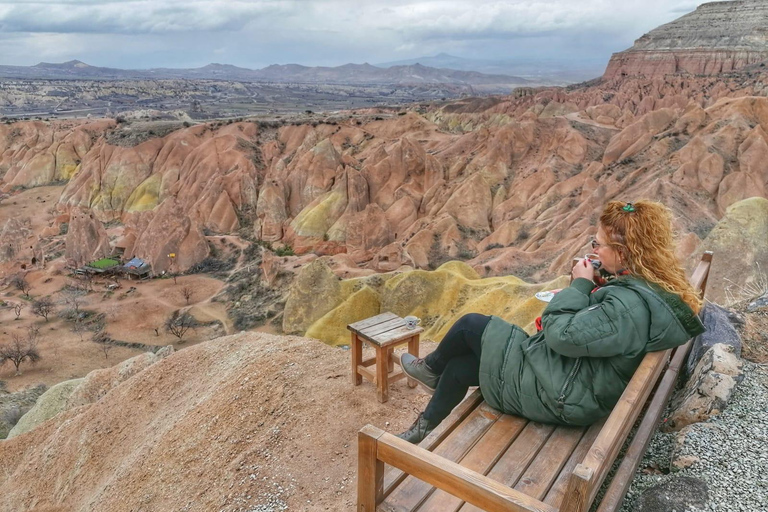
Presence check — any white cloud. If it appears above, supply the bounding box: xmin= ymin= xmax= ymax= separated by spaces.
xmin=0 ymin=0 xmax=708 ymax=68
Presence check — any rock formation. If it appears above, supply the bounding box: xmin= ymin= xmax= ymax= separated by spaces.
xmin=604 ymin=1 xmax=768 ymax=79
xmin=5 ymin=41 xmax=768 ymax=290
xmin=666 ymin=344 xmax=745 ymax=431
xmin=286 ymin=259 xmax=569 ymax=345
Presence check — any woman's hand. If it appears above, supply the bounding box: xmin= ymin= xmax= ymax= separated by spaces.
xmin=571 ymin=258 xmax=595 ymax=282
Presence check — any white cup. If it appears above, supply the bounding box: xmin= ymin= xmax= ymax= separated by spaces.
xmin=404 ymin=315 xmax=421 ymax=330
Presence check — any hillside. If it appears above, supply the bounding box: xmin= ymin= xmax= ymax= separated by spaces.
xmin=0 ymin=332 xmax=433 ymax=512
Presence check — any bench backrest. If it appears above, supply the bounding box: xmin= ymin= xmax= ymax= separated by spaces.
xmin=562 ymin=251 xmax=712 ymax=512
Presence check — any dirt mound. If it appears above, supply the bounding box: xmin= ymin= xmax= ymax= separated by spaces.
xmin=0 ymin=332 xmax=432 ymax=512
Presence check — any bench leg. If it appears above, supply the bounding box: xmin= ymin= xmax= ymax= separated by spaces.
xmin=351 ymin=332 xmax=362 ymax=386
xmin=406 ymin=334 xmax=420 ymax=388
xmin=358 ymin=426 xmax=384 ymax=512
xmin=376 ymin=346 xmax=389 ymax=403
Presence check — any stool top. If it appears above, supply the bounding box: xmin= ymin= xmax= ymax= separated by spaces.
xmin=347 ymin=312 xmax=424 ymax=346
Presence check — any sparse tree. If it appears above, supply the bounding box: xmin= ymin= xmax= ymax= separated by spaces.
xmin=91 ymin=328 xmax=113 ymax=362
xmin=72 ymin=318 xmax=88 ymax=342
xmin=0 ymin=331 xmax=41 ymax=376
xmin=59 ymin=287 xmax=87 ymax=319
xmin=181 ymin=286 xmax=194 ymax=304
xmin=99 ymin=340 xmax=113 ymax=361
xmin=31 ymin=297 xmax=55 ymax=322
xmin=11 ymin=275 xmax=31 ymax=297
xmin=13 ymin=302 xmax=23 ymax=320
xmin=165 ymin=311 xmax=195 ymax=344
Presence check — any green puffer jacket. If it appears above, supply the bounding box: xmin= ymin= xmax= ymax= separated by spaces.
xmin=478 ymin=276 xmax=705 ymax=426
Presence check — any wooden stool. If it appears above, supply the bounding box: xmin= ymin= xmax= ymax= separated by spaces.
xmin=347 ymin=312 xmax=423 ymax=403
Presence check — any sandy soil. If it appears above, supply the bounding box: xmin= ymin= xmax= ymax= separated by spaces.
xmin=1 ymin=266 xmax=228 ymax=392
xmin=0 ymin=331 xmax=440 ymax=512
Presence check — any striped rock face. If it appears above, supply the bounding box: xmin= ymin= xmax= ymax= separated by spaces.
xmin=604 ymin=1 xmax=768 ymax=79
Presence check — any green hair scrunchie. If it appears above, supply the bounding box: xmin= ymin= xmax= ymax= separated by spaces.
xmin=622 ymin=202 xmax=636 ymax=213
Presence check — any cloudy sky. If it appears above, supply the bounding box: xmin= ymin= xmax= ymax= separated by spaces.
xmin=0 ymin=0 xmax=704 ymax=70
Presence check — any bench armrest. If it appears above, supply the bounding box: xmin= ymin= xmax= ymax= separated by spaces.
xmin=358 ymin=425 xmax=556 ymax=512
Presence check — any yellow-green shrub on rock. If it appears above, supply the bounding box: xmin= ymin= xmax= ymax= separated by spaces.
xmin=124 ymin=174 xmax=162 ymax=212
xmin=290 ymin=259 xmax=570 ymax=346
xmin=7 ymin=378 xmax=84 ymax=439
xmin=305 ymin=285 xmax=381 ymax=346
xmin=695 ymin=196 xmax=768 ymax=304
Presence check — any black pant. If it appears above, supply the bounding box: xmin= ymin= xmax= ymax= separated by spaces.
xmin=423 ymin=313 xmax=491 ymax=424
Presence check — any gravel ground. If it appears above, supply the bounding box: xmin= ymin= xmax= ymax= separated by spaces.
xmin=617 ymin=361 xmax=768 ymax=512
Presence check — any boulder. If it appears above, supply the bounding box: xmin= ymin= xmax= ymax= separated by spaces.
xmin=666 ymin=344 xmax=744 ymax=431
xmin=0 ymin=384 xmax=46 ymax=439
xmin=282 ymin=258 xmax=344 ymax=335
xmin=695 ymin=197 xmax=768 ymax=304
xmin=685 ymin=303 xmax=742 ymax=376
xmin=7 ymin=379 xmax=84 ymax=439
xmin=634 ymin=477 xmax=709 ymax=512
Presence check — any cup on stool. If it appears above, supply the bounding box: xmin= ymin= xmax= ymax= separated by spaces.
xmin=404 ymin=316 xmax=421 ymax=330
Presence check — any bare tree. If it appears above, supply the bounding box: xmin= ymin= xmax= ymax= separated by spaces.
xmin=13 ymin=302 xmax=23 ymax=320
xmin=59 ymin=287 xmax=87 ymax=319
xmin=31 ymin=297 xmax=55 ymax=322
xmin=91 ymin=327 xmax=113 ymax=361
xmin=181 ymin=286 xmax=194 ymax=304
xmin=165 ymin=311 xmax=195 ymax=344
xmin=0 ymin=331 xmax=41 ymax=376
xmin=72 ymin=318 xmax=88 ymax=342
xmin=11 ymin=275 xmax=31 ymax=297
xmin=98 ymin=340 xmax=113 ymax=361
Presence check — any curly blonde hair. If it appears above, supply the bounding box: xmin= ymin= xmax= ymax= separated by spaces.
xmin=600 ymin=200 xmax=702 ymax=313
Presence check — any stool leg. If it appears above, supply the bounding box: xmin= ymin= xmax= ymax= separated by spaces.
xmin=406 ymin=335 xmax=419 ymax=388
xmin=387 ymin=347 xmax=395 ymax=373
xmin=376 ymin=346 xmax=389 ymax=403
xmin=351 ymin=332 xmax=362 ymax=386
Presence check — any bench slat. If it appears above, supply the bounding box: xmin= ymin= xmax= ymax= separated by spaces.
xmin=416 ymin=414 xmax=529 ymax=512
xmin=513 ymin=426 xmax=586 ymax=500
xmin=382 ymin=404 xmax=502 ymax=511
xmin=349 ymin=312 xmax=400 ymax=333
xmin=383 ymin=390 xmax=484 ymax=499
xmin=377 ymin=431 xmax=557 ymax=512
xmin=543 ymin=422 xmax=603 ymax=508
xmin=458 ymin=422 xmax=556 ymax=512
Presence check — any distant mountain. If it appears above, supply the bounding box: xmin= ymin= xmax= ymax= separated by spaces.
xmin=0 ymin=60 xmax=530 ymax=88
xmin=377 ymin=53 xmax=606 ymax=84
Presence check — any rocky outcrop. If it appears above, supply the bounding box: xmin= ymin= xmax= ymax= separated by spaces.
xmin=686 ymin=303 xmax=742 ymax=376
xmin=604 ymin=1 xmax=768 ymax=79
xmin=65 ymin=209 xmax=111 ymax=267
xmin=288 ymin=259 xmax=569 ymax=346
xmin=694 ymin=197 xmax=768 ymax=304
xmin=665 ymin=344 xmax=745 ymax=431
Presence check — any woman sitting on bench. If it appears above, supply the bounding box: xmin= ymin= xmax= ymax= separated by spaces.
xmin=397 ymin=200 xmax=705 ymax=443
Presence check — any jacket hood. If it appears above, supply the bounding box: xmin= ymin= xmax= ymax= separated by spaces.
xmin=611 ymin=277 xmax=705 ymax=351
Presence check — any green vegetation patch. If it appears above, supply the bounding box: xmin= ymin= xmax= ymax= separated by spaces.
xmin=88 ymin=258 xmax=121 ymax=269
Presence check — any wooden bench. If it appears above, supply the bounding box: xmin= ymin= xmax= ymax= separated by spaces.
xmin=349 ymin=312 xmax=424 ymax=403
xmin=357 ymin=252 xmax=713 ymax=512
